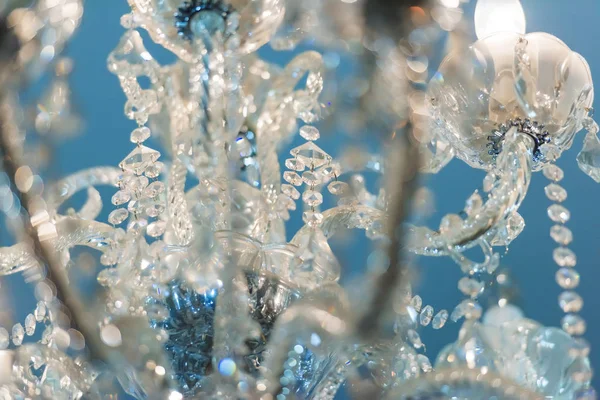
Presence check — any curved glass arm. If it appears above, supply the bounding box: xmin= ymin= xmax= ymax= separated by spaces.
xmin=408 ymin=130 xmax=533 ymax=256
xmin=53 ymin=216 xmax=119 ymax=253
xmin=0 ymin=243 xmax=41 ymax=276
xmin=384 ymin=366 xmax=543 ymax=400
xmin=293 ymin=130 xmax=534 ymax=258
xmin=45 ymin=167 xmax=121 ymax=211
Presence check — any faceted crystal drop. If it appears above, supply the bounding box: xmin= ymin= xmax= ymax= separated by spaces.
xmin=319 ymin=163 xmax=341 ymax=180
xmin=130 ymin=126 xmax=151 ymax=143
xmin=328 ymin=181 xmax=349 ymax=196
xmin=299 ymin=125 xmax=320 ymax=141
xmin=569 ymin=358 xmax=593 ymax=384
xmin=302 ymin=190 xmax=323 ymax=207
xmin=290 ymin=141 xmax=331 ymax=169
xmin=128 ymin=197 xmax=151 ymax=214
xmin=543 ymin=164 xmax=564 ymax=181
xmin=562 ymin=314 xmax=586 ymax=335
xmin=420 ymin=305 xmax=434 ymax=326
xmin=283 ymin=171 xmax=303 ymax=186
xmin=0 ymin=328 xmax=8 ymax=349
xmin=553 ymin=247 xmax=577 ymax=267
xmin=146 ymin=202 xmax=165 ymax=219
xmin=556 ymin=268 xmax=580 ymax=289
xmin=577 ymin=128 xmax=600 ymax=183
xmin=569 ymin=338 xmax=591 ymax=358
xmin=410 ymin=295 xmax=423 ymax=313
xmin=25 ymin=314 xmax=36 ymax=336
xmin=559 ymin=291 xmax=583 ymax=313
xmin=126 ymin=175 xmax=150 ymax=194
xmin=551 ymin=225 xmax=573 ymax=245
xmin=12 ymin=323 xmax=24 ymax=346
xmin=146 ymin=221 xmax=166 ymax=238
xmin=127 ymin=218 xmax=148 ymax=234
xmin=432 ymin=310 xmax=448 ymax=329
xmin=111 ymin=190 xmax=131 ymax=206
xmin=545 ymin=183 xmax=567 ymax=202
xmin=458 ymin=277 xmax=484 ymax=297
xmin=285 ymin=158 xmax=305 ymax=172
xmin=119 ymin=145 xmax=161 ymax=175
xmin=34 ymin=301 xmax=46 ymax=321
xmin=548 ymin=204 xmax=570 ymax=223
xmin=108 ymin=208 xmax=129 ymax=225
xmin=302 ymin=211 xmax=323 ymax=227
xmin=302 ymin=171 xmax=322 ymax=186
xmin=282 ymin=184 xmax=300 ymax=200
xmin=145 ymin=161 xmax=163 ymax=179
xmin=144 ymin=181 xmax=165 ymax=198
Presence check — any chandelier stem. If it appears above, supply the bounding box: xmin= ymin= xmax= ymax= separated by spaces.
xmin=356 ymin=123 xmax=420 ymax=340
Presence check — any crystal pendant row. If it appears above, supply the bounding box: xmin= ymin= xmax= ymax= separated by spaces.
xmin=0 ymin=301 xmax=47 ymax=349
xmin=408 ymin=295 xmax=448 ymax=330
xmin=543 ymin=164 xmax=592 ymax=377
xmin=108 ymin=124 xmax=165 ymax=240
xmin=282 ymin=125 xmax=334 ymax=227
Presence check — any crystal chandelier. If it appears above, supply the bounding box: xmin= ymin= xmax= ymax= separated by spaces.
xmin=0 ymin=0 xmax=597 ymax=399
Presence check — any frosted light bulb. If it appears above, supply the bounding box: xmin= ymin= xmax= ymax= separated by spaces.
xmin=474 ymin=0 xmax=526 ymax=40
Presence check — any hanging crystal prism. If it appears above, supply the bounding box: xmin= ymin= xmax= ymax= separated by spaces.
xmin=119 ymin=145 xmax=161 ymax=175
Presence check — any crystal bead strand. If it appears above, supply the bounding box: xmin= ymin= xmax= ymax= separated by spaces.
xmin=447 ymin=202 xmax=497 ymax=325
xmin=0 ymin=302 xmax=48 ymax=349
xmin=543 ymin=165 xmax=592 ymax=375
xmin=287 ymin=126 xmax=343 ymax=285
xmin=406 ymin=294 xmax=447 ymax=330
xmin=283 ymin=125 xmax=333 ymax=227
xmin=108 ymin=124 xmax=165 ymax=241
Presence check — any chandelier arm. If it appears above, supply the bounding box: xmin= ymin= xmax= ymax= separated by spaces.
xmin=0 ymin=243 xmax=41 ymax=276
xmin=52 ymin=216 xmax=119 ymax=252
xmin=406 ymin=132 xmax=534 ymax=256
xmin=385 ymin=366 xmax=545 ymax=399
xmin=44 ymin=166 xmax=121 ymax=211
xmin=291 ymin=205 xmax=385 ymax=243
xmin=0 ymin=91 xmax=111 ymax=365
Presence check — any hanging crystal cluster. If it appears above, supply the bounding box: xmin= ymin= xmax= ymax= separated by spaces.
xmin=0 ymin=0 xmax=599 ymax=399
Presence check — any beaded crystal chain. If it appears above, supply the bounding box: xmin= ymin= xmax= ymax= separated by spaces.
xmin=543 ymin=163 xmax=593 ymax=392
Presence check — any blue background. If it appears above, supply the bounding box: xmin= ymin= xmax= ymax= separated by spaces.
xmin=6 ymin=0 xmax=600 ymax=396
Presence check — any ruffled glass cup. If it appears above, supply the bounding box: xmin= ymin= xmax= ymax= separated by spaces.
xmin=429 ymin=32 xmax=593 ymax=171
xmin=127 ymin=0 xmax=284 ymax=59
